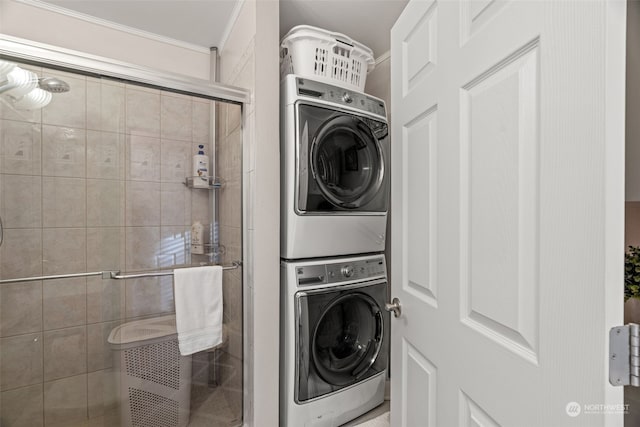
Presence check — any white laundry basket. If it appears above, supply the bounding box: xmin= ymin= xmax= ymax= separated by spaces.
xmin=108 ymin=315 xmax=191 ymax=427
xmin=280 ymin=25 xmax=375 ymax=92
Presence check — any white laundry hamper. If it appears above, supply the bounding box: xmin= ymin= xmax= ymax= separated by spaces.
xmin=108 ymin=315 xmax=191 ymax=427
xmin=280 ymin=25 xmax=375 ymax=92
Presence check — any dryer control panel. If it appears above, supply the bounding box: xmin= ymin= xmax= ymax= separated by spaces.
xmin=296 ymin=77 xmax=386 ymax=118
xmin=295 ymin=256 xmax=386 ymax=286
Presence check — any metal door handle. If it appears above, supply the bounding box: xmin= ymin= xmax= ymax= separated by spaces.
xmin=385 ymin=298 xmax=401 ymax=318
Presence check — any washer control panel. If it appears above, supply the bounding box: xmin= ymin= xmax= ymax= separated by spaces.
xmin=296 ymin=256 xmax=386 ymax=286
xmin=296 ymin=77 xmax=386 ymax=118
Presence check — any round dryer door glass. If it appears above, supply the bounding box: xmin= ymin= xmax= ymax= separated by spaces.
xmin=310 ymin=116 xmax=384 ymax=209
xmin=311 ymin=293 xmax=383 ymax=386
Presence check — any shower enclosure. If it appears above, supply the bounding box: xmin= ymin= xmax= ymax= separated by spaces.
xmin=0 ymin=37 xmax=246 ymax=427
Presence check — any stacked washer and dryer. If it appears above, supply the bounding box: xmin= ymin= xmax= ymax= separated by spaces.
xmin=280 ymin=26 xmax=391 ymax=427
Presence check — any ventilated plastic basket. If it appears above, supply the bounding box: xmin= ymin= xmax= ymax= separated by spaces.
xmin=108 ymin=315 xmax=191 ymax=427
xmin=280 ymin=25 xmax=375 ymax=92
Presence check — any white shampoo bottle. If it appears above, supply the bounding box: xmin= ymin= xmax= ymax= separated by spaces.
xmin=192 ymin=145 xmax=209 ymax=188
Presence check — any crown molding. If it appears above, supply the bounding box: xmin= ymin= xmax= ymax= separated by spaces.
xmin=375 ymin=50 xmax=391 ymax=66
xmin=217 ymin=0 xmax=246 ymax=52
xmin=15 ymin=0 xmax=211 ymax=54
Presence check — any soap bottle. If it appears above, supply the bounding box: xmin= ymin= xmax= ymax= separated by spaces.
xmin=192 ymin=145 xmax=209 ymax=188
xmin=191 ymin=221 xmax=204 ymax=255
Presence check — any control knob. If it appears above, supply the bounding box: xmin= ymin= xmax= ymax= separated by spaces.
xmin=341 ymin=265 xmax=354 ymax=278
xmin=342 ymin=93 xmax=353 ymax=104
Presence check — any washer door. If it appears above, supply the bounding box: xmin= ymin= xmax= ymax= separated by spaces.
xmin=295 ymin=280 xmax=388 ymax=403
xmin=310 ymin=116 xmax=384 ymax=209
xmin=311 ymin=292 xmax=384 ymax=386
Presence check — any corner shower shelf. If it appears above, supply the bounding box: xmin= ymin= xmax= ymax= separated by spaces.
xmin=184 ymin=176 xmax=224 ymax=190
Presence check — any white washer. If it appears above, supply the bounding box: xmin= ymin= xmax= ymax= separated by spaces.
xmin=280 ymin=254 xmax=388 ymax=427
xmin=281 ymin=75 xmax=389 ymax=259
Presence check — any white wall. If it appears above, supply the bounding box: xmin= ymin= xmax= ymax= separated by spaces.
xmin=219 ymin=0 xmax=280 ymax=425
xmin=0 ymin=0 xmax=211 ymax=79
xmin=365 ymin=54 xmax=392 ymax=290
xmin=365 ymin=54 xmax=391 ymax=111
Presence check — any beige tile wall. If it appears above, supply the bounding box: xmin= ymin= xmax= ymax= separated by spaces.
xmin=0 ymin=61 xmax=218 ymax=426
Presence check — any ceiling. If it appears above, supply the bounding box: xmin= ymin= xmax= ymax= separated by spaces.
xmin=36 ymin=0 xmax=408 ymax=59
xmin=38 ymin=0 xmax=242 ymax=50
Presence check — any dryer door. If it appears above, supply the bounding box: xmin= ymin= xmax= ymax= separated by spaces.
xmin=295 ymin=281 xmax=387 ymax=402
xmin=297 ymin=104 xmax=388 ymax=213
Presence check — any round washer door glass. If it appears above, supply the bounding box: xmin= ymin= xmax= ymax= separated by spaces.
xmin=311 ymin=116 xmax=384 ymax=209
xmin=312 ymin=293 xmax=383 ymax=386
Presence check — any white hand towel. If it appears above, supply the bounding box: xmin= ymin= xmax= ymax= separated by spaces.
xmin=173 ymin=265 xmax=223 ymax=356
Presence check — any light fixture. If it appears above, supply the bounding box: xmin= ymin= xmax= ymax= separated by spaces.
xmin=0 ymin=67 xmax=39 ymax=97
xmin=0 ymin=59 xmax=70 ymax=111
xmin=13 ymin=87 xmax=52 ymax=110
xmin=0 ymin=59 xmax=16 ymax=80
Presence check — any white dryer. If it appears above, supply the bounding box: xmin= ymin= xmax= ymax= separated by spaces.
xmin=280 ymin=254 xmax=388 ymax=427
xmin=281 ymin=75 xmax=389 ymax=259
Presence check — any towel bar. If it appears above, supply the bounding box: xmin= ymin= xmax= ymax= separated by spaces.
xmin=0 ymin=261 xmax=242 ymax=284
xmin=110 ymin=261 xmax=242 ymax=280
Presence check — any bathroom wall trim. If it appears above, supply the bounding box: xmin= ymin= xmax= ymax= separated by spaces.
xmin=14 ymin=0 xmax=211 ymax=54
xmin=218 ymin=0 xmax=246 ymax=53
xmin=0 ymin=33 xmax=251 ymax=104
xmin=375 ymin=50 xmax=391 ymax=66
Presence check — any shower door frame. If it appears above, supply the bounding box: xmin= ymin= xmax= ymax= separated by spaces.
xmin=0 ymin=35 xmax=250 ymax=103
xmin=0 ymin=33 xmax=251 ymax=425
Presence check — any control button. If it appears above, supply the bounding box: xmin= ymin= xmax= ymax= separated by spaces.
xmin=342 ymin=93 xmax=353 ymax=104
xmin=341 ymin=265 xmax=354 ymax=278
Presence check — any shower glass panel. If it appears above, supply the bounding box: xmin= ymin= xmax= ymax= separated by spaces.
xmin=0 ymin=59 xmax=243 ymax=427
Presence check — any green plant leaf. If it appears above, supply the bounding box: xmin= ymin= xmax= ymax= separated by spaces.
xmin=624 ymin=246 xmax=640 ymax=299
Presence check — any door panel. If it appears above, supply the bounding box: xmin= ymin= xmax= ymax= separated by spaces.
xmin=404 ymin=106 xmax=438 ymax=307
xmin=459 ymin=390 xmax=500 ymax=427
xmin=402 ymin=339 xmax=437 ymax=427
xmin=460 ymin=40 xmax=540 ymax=364
xmin=391 ymin=1 xmax=626 ymax=426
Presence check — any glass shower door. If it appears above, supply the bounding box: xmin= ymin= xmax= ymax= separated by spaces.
xmin=0 ymin=58 xmax=243 ymax=427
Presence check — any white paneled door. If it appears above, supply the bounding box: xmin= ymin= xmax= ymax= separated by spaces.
xmin=390 ymin=1 xmax=626 ymax=426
